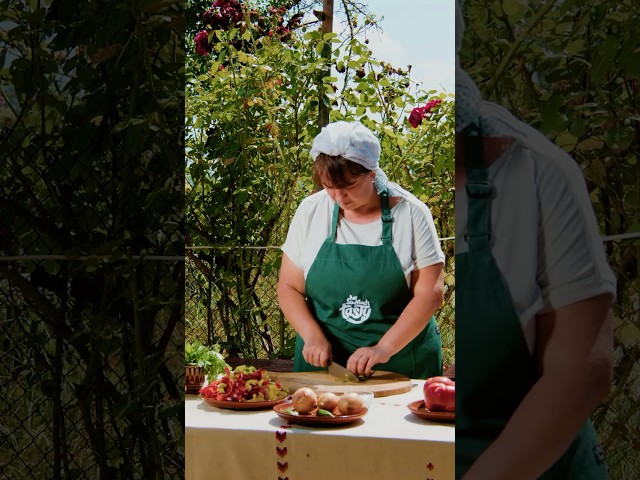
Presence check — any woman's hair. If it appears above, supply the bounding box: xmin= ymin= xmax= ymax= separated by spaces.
xmin=312 ymin=153 xmax=371 ymax=189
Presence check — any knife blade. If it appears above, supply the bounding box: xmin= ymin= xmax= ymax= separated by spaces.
xmin=328 ymin=361 xmax=360 ymax=383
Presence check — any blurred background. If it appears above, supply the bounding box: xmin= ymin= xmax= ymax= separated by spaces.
xmin=460 ymin=1 xmax=640 ymax=477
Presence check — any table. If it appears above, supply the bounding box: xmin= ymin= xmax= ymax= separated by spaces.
xmin=185 ymin=379 xmax=454 ymax=480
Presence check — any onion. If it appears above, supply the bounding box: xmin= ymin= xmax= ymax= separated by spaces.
xmin=291 ymin=387 xmax=317 ymax=413
xmin=337 ymin=392 xmax=364 ymax=415
xmin=317 ymin=392 xmax=339 ymax=411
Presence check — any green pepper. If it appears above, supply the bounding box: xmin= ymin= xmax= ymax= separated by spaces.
xmin=316 ymin=409 xmax=335 ymax=417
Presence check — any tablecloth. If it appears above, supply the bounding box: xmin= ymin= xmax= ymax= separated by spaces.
xmin=185 ymin=379 xmax=454 ymax=480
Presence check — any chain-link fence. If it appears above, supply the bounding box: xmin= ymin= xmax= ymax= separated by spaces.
xmin=594 ymin=236 xmax=640 ymax=477
xmin=185 ymin=246 xmax=294 ymax=359
xmin=1 ymin=257 xmax=184 ymax=479
xmin=0 ymin=1 xmax=184 ymax=478
xmin=185 ymin=239 xmax=457 ymax=366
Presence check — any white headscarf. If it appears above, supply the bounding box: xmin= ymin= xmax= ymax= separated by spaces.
xmin=310 ymin=121 xmax=396 ymax=194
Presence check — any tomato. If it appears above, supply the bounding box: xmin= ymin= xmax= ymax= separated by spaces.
xmin=424 ymin=376 xmax=454 ymax=386
xmin=423 ymin=379 xmax=455 ymax=412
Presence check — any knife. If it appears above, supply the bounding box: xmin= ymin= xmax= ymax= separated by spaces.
xmin=328 ymin=361 xmax=360 ymax=383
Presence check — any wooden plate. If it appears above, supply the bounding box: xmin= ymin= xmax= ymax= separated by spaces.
xmin=202 ymin=397 xmax=287 ymax=410
xmin=273 ymin=402 xmax=367 ymax=426
xmin=407 ymin=400 xmax=455 ymax=423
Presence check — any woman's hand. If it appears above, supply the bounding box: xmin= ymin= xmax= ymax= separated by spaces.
xmin=365 ymin=264 xmax=444 ymax=371
xmin=347 ymin=345 xmax=392 ymax=377
xmin=302 ymin=335 xmax=332 ymax=368
xmin=462 ymin=293 xmax=613 ymax=480
xmin=277 ymin=253 xmax=332 ymax=366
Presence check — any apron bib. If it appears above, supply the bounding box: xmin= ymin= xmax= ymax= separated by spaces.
xmin=456 ymin=131 xmax=607 ymax=479
xmin=293 ymin=192 xmax=442 ymax=379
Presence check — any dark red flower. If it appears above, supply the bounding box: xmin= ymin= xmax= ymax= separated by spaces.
xmin=423 ymin=98 xmax=443 ymax=114
xmin=194 ymin=30 xmax=212 ymax=56
xmin=408 ymin=98 xmax=442 ymax=127
xmin=408 ymin=108 xmax=424 ymax=128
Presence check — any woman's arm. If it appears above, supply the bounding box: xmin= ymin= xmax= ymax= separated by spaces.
xmin=347 ymin=262 xmax=445 ymax=376
xmin=277 ymin=253 xmax=332 ymax=367
xmin=462 ymin=293 xmax=614 ymax=480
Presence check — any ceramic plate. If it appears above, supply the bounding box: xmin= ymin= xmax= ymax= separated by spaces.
xmin=407 ymin=400 xmax=455 ymax=423
xmin=202 ymin=397 xmax=287 ymax=410
xmin=273 ymin=403 xmax=367 ymax=426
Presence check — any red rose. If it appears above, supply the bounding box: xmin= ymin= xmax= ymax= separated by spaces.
xmin=194 ymin=30 xmax=212 ymax=56
xmin=408 ymin=107 xmax=424 ymax=128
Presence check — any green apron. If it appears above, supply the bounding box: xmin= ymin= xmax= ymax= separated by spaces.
xmin=456 ymin=130 xmax=607 ymax=479
xmin=293 ymin=191 xmax=443 ymax=379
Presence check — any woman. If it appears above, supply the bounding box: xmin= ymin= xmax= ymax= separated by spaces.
xmin=277 ymin=121 xmax=445 ymax=379
xmin=455 ymin=2 xmax=616 ymax=478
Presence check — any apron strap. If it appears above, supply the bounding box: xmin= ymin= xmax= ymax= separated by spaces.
xmin=330 ymin=201 xmax=340 ymax=242
xmin=329 ymin=191 xmax=394 ymax=245
xmin=463 ymin=124 xmax=492 ymax=252
xmin=380 ymin=191 xmax=393 ymax=245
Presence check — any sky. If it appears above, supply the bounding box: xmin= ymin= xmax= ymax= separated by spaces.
xmin=349 ymin=0 xmax=456 ymax=94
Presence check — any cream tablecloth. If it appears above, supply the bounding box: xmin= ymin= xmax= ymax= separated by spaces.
xmin=185 ymin=379 xmax=454 ymax=480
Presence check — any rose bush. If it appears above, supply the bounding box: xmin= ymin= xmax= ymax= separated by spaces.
xmin=185 ymin=0 xmax=455 ymax=365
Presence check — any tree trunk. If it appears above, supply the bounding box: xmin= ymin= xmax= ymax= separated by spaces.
xmin=318 ymin=0 xmax=334 ymax=128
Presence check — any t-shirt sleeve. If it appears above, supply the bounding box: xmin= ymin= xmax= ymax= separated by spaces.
xmin=410 ymin=200 xmax=446 ymax=270
xmin=535 ymin=154 xmax=616 ymax=313
xmin=281 ymin=201 xmax=308 ymax=271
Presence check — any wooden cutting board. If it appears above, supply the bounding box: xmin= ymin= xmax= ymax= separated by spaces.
xmin=272 ymin=370 xmax=413 ymax=398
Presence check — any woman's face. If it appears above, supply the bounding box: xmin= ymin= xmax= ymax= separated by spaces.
xmin=323 ymin=171 xmax=376 ymax=211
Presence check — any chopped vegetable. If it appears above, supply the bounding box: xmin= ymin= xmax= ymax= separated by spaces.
xmin=199 ymin=364 xmax=289 ymax=402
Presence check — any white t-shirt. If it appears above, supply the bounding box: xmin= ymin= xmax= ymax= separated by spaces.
xmin=456 ymin=139 xmax=617 ymax=353
xmin=282 ymin=184 xmax=445 ymax=288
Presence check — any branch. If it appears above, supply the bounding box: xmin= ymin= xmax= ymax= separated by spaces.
xmin=0 ymin=262 xmax=62 ymax=327
xmin=487 ymin=0 xmax=559 ymax=95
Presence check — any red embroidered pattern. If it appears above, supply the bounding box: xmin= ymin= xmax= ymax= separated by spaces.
xmin=426 ymin=462 xmax=435 ymax=470
xmin=275 ymin=425 xmax=290 ymax=478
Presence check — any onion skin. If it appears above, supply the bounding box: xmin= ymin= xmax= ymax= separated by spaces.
xmin=337 ymin=392 xmax=364 ymax=415
xmin=292 ymin=387 xmax=317 ymax=413
xmin=317 ymin=392 xmax=340 ymax=411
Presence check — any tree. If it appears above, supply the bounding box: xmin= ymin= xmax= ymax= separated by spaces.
xmin=185 ymin=0 xmax=455 ymax=364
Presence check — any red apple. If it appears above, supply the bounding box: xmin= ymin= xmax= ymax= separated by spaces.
xmin=423 ymin=378 xmax=455 ymax=412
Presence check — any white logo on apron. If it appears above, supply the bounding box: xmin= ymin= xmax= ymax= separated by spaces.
xmin=339 ymin=295 xmax=372 ymax=324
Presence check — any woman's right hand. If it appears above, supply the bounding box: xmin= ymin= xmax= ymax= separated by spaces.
xmin=301 ymin=335 xmax=332 ymax=367
xmin=278 ymin=254 xmax=334 ymax=367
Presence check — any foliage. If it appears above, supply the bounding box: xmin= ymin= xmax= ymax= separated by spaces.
xmin=185 ymin=341 xmax=229 ymax=379
xmin=461 ymin=1 xmax=640 ymax=477
xmin=185 ymin=0 xmax=455 ymax=365
xmin=1 ymin=0 xmax=184 ymax=477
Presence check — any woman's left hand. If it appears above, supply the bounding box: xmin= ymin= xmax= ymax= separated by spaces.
xmin=347 ymin=345 xmax=392 ymax=377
